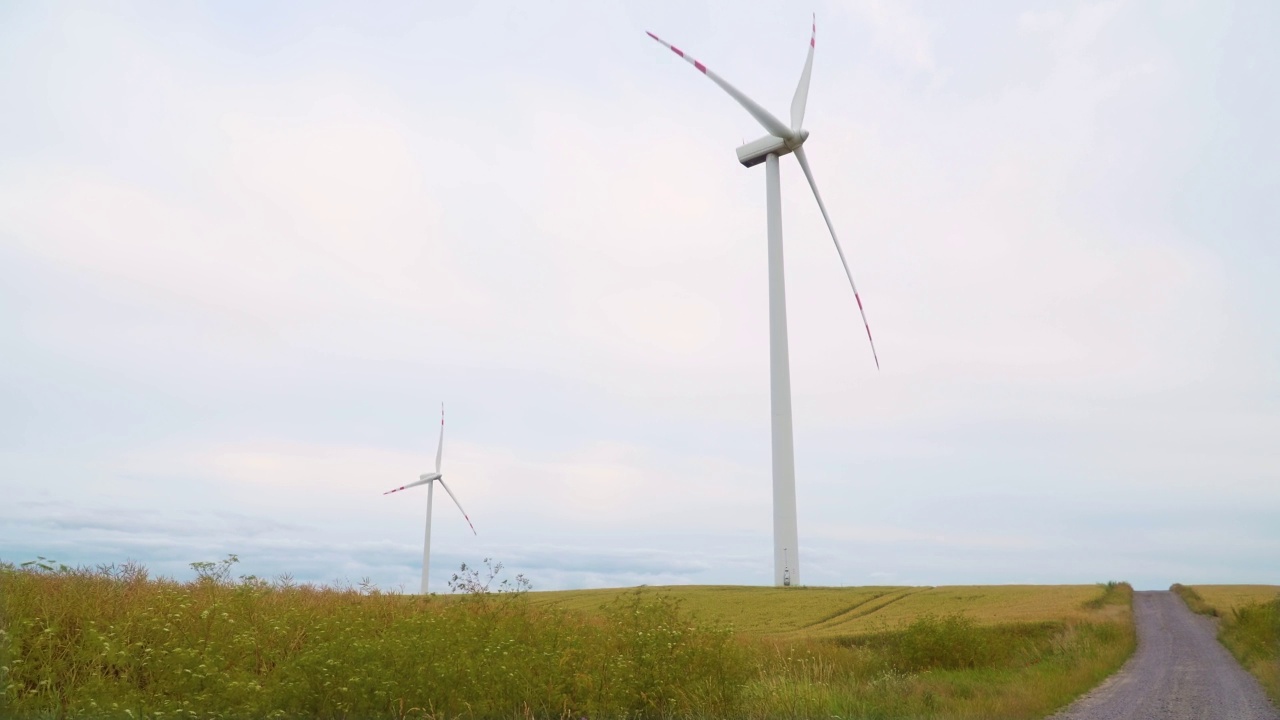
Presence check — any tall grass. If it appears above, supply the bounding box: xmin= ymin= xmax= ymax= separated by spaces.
xmin=2 ymin=559 xmax=1135 ymax=719
xmin=1169 ymin=583 xmax=1216 ymax=616
xmin=1220 ymin=598 xmax=1280 ymax=701
xmin=1 ymin=558 xmax=747 ymax=719
xmin=1173 ymin=584 xmax=1280 ymax=702
xmin=742 ymin=616 xmax=1131 ymax=719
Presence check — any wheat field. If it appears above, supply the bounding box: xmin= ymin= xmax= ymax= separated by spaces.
xmin=530 ymin=583 xmax=1116 ymax=638
xmin=1187 ymin=585 xmax=1280 ymax=614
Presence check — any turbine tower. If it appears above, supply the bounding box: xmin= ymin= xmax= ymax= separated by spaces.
xmin=647 ymin=17 xmax=878 ymax=587
xmin=383 ymin=405 xmax=476 ymax=593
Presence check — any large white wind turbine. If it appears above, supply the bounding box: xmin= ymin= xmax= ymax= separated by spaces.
xmin=383 ymin=406 xmax=476 ymax=594
xmin=647 ymin=17 xmax=878 ymax=587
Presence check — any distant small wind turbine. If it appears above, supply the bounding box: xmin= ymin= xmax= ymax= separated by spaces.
xmin=647 ymin=16 xmax=879 ymax=587
xmin=383 ymin=405 xmax=476 ymax=594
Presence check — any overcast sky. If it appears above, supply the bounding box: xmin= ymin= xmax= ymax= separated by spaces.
xmin=2 ymin=1 xmax=1277 ymax=592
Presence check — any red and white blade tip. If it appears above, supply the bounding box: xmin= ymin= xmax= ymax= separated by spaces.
xmin=383 ymin=485 xmax=408 ymax=495
xmin=811 ymin=14 xmax=816 ymax=47
xmin=462 ymin=514 xmax=476 ymax=535
xmin=645 ymin=30 xmax=708 ymax=74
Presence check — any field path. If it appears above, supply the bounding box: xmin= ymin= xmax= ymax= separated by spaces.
xmin=1050 ymin=590 xmax=1278 ymax=720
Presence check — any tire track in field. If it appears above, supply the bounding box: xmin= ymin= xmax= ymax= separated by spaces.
xmin=796 ymin=590 xmax=898 ymax=630
xmin=799 ymin=587 xmax=933 ymax=635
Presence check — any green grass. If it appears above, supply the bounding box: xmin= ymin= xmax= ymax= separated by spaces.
xmin=1173 ymin=583 xmax=1280 ymax=703
xmin=1169 ymin=583 xmax=1218 ymax=616
xmin=1 ymin=558 xmax=1136 ymax=719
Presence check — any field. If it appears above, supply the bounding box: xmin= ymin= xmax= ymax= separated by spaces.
xmin=531 ymin=584 xmax=1119 ymax=638
xmin=1183 ymin=585 xmax=1280 ymax=615
xmin=0 ymin=557 xmax=1135 ymax=719
xmin=1173 ymin=584 xmax=1280 ymax=702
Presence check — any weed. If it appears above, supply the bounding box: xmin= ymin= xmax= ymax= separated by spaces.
xmin=448 ymin=557 xmax=531 ymax=596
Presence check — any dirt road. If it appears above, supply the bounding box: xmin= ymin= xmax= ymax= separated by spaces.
xmin=1050 ymin=590 xmax=1277 ymax=719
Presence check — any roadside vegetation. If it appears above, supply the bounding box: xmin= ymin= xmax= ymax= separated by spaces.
xmin=1172 ymin=583 xmax=1280 ymax=703
xmin=2 ymin=556 xmax=1134 ymax=719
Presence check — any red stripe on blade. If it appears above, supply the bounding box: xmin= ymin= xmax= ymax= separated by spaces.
xmin=863 ymin=324 xmax=880 ymax=370
xmin=694 ymin=60 xmax=706 ymax=73
xmin=854 ymin=293 xmax=880 ymax=370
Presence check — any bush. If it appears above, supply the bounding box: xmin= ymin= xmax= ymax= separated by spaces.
xmin=847 ymin=613 xmax=1054 ymax=672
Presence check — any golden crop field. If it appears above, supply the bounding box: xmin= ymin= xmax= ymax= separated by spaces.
xmin=2 ymin=560 xmax=1138 ymax=720
xmin=530 ymin=585 xmax=898 ymax=635
xmin=530 ymin=583 xmax=1116 ymax=638
xmin=1188 ymin=585 xmax=1280 ymax=614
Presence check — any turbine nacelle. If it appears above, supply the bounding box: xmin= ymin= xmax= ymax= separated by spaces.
xmin=737 ymin=130 xmax=809 ymax=168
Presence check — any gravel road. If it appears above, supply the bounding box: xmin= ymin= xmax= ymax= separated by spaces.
xmin=1050 ymin=590 xmax=1278 ymax=720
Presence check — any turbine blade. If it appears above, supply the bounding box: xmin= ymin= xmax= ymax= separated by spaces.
xmin=790 ymin=14 xmax=816 ymax=132
xmin=436 ymin=477 xmax=477 ymax=535
xmin=793 ymin=145 xmax=880 ymax=370
xmin=383 ymin=477 xmax=429 ymax=495
xmin=435 ymin=404 xmax=444 ymax=474
xmin=646 ymin=30 xmax=794 ymax=140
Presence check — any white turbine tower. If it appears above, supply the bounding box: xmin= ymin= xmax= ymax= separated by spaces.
xmin=383 ymin=406 xmax=476 ymax=594
xmin=647 ymin=17 xmax=879 ymax=587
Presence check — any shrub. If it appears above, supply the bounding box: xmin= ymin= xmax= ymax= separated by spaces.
xmin=847 ymin=613 xmax=1057 ymax=672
